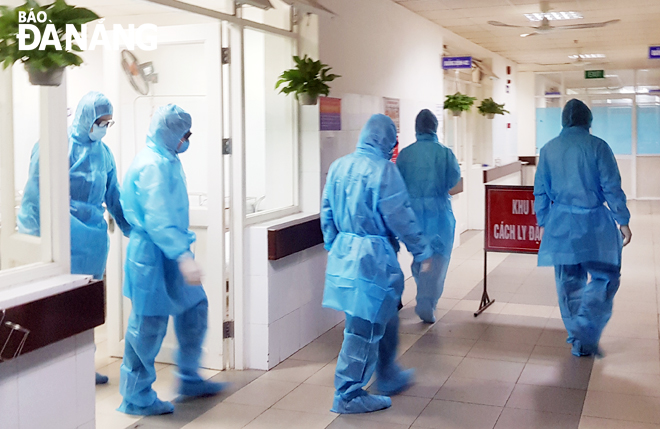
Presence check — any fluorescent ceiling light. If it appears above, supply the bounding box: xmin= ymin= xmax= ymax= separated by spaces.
xmin=524 ymin=12 xmax=583 ymax=21
xmin=568 ymin=53 xmax=606 ymax=59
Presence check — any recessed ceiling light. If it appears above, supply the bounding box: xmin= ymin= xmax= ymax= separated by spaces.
xmin=524 ymin=12 xmax=583 ymax=22
xmin=568 ymin=54 xmax=606 ymax=59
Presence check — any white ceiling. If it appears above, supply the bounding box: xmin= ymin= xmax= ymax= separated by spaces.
xmin=393 ymin=0 xmax=660 ymax=72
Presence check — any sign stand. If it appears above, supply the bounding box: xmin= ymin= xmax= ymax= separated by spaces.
xmin=475 ymin=250 xmax=495 ymax=316
xmin=476 ymin=185 xmax=542 ymax=317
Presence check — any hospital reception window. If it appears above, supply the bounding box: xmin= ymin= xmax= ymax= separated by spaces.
xmin=244 ymin=27 xmax=297 ymax=217
xmin=0 ymin=67 xmax=68 ymax=286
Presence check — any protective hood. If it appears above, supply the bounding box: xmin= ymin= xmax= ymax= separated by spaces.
xmin=70 ymin=92 xmax=113 ymax=143
xmin=415 ymin=109 xmax=438 ymax=136
xmin=356 ymin=114 xmax=397 ymax=160
xmin=562 ymin=99 xmax=593 ymax=129
xmin=146 ymin=104 xmax=192 ymax=154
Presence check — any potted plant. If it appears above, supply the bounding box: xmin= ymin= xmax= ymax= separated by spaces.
xmin=275 ymin=55 xmax=340 ymax=106
xmin=443 ymin=92 xmax=477 ymax=117
xmin=478 ymin=97 xmax=510 ymax=119
xmin=0 ymin=0 xmax=99 ymax=86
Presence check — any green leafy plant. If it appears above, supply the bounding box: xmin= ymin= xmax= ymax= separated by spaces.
xmin=477 ymin=97 xmax=510 ymax=116
xmin=0 ymin=0 xmax=99 ymax=71
xmin=443 ymin=92 xmax=477 ymax=113
xmin=275 ymin=55 xmax=340 ymax=102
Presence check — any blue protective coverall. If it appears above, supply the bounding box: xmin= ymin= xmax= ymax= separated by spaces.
xmin=396 ymin=109 xmax=461 ymax=323
xmin=118 ymin=105 xmax=223 ymax=416
xmin=17 ymin=91 xmax=131 ymax=279
xmin=322 ymin=114 xmax=433 ymax=414
xmin=534 ymin=98 xmax=631 ymax=357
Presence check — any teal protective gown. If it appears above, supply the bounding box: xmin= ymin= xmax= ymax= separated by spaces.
xmin=322 ymin=114 xmax=432 ymax=414
xmin=395 ymin=109 xmax=460 ymax=322
xmin=396 ymin=109 xmax=461 ymax=258
xmin=17 ymin=91 xmax=130 ymax=279
xmin=534 ymin=99 xmax=631 ymax=357
xmin=321 ymin=114 xmax=433 ymax=325
xmin=120 ymin=105 xmax=206 ymax=317
xmin=535 ymin=99 xmax=630 ymax=267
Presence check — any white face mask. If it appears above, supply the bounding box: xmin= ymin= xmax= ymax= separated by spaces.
xmin=89 ymin=123 xmax=108 ymax=141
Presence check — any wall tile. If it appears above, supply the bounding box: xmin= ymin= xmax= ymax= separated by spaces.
xmin=18 ymin=354 xmax=77 ymax=429
xmin=248 ymin=276 xmax=269 ymax=325
xmin=76 ymin=347 xmax=96 ymax=426
xmin=246 ymin=227 xmax=268 ymax=277
xmin=246 ymin=324 xmax=270 ymax=371
xmin=0 ymin=364 xmax=19 ymax=429
xmin=279 ymin=310 xmax=302 ymax=362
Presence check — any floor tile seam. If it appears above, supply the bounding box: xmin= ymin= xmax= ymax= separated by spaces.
xmin=410 ymin=397 xmax=506 ymax=429
xmin=582 ymin=388 xmax=660 ymax=401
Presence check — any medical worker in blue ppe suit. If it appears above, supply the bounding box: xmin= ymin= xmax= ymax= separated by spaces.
xmin=396 ymin=109 xmax=461 ymax=323
xmin=534 ymin=99 xmax=632 ymax=357
xmin=322 ymin=114 xmax=433 ymax=414
xmin=17 ymin=91 xmax=131 ymax=385
xmin=117 ymin=105 xmax=225 ymax=416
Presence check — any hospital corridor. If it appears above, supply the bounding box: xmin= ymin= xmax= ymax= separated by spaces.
xmin=1 ymin=0 xmax=659 ymax=428
xmin=88 ymin=200 xmax=660 ymax=429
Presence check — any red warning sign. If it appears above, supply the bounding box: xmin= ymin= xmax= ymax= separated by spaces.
xmin=485 ymin=185 xmax=542 ymax=254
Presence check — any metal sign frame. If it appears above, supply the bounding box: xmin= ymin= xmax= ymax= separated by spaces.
xmin=477 ymin=185 xmax=541 ymax=316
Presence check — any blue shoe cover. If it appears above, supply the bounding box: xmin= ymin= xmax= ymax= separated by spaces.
xmin=415 ymin=306 xmax=436 ymax=324
xmin=331 ymin=392 xmax=392 ymax=414
xmin=117 ymin=398 xmax=174 ymax=416
xmin=571 ymin=340 xmax=599 ymax=357
xmin=179 ymin=380 xmax=228 ymax=397
xmin=376 ymin=368 xmax=415 ymax=396
xmin=95 ymin=372 xmax=109 ymax=385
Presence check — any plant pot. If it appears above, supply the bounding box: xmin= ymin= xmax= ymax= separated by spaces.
xmin=451 ymin=109 xmax=462 ymax=117
xmin=486 ymin=113 xmax=495 ymax=119
xmin=25 ymin=64 xmax=64 ymax=87
xmin=299 ymin=93 xmax=318 ymax=106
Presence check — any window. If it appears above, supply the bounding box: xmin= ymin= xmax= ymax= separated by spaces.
xmin=637 ymin=97 xmax=660 ymax=155
xmin=591 ymin=99 xmax=633 ymax=155
xmin=534 ymin=72 xmax=563 ymax=152
xmin=0 ymin=67 xmax=70 ymax=287
xmin=243 ymin=27 xmax=297 ymax=218
xmin=241 ymin=0 xmax=291 ymax=32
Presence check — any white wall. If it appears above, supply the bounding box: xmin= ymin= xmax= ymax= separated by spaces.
xmin=243 ymin=217 xmax=342 ymax=370
xmin=517 ymin=71 xmax=537 ymax=157
xmin=0 ymin=330 xmax=96 ymax=429
xmin=318 ymin=0 xmax=445 ymax=162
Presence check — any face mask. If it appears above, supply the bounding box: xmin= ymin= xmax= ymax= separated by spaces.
xmin=89 ymin=123 xmax=107 ymax=141
xmin=176 ymin=139 xmax=190 ymax=154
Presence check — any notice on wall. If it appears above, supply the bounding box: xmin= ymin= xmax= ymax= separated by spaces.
xmin=320 ymin=97 xmax=342 ymax=131
xmin=485 ymin=185 xmax=542 ymax=254
xmin=383 ymin=97 xmax=400 ymax=133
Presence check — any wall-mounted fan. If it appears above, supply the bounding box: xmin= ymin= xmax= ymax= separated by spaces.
xmin=121 ymin=50 xmax=158 ymax=96
xmin=488 ymin=1 xmax=620 ymax=38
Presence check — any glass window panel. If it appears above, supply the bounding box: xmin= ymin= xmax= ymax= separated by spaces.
xmin=172 ymin=0 xmax=234 ymax=14
xmin=241 ymin=0 xmax=291 ymax=31
xmin=0 ymin=66 xmax=50 ymax=272
xmin=637 ymin=69 xmax=660 ymax=94
xmin=638 ymin=104 xmax=660 ymax=155
xmin=536 ymin=107 xmax=561 ymax=152
xmin=244 ymin=28 xmax=296 ymax=215
xmin=591 ymin=102 xmax=633 ymax=155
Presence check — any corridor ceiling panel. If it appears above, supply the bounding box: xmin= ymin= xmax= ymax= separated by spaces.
xmin=393 ymin=0 xmax=660 ymax=71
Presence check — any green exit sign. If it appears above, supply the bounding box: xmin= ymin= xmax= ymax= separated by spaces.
xmin=585 ymin=70 xmax=605 ymax=79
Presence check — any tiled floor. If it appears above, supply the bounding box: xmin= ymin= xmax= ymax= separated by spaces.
xmin=93 ymin=200 xmax=660 ymax=429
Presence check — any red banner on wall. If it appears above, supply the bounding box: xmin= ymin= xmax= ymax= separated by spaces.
xmin=485 ymin=185 xmax=542 ymax=254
